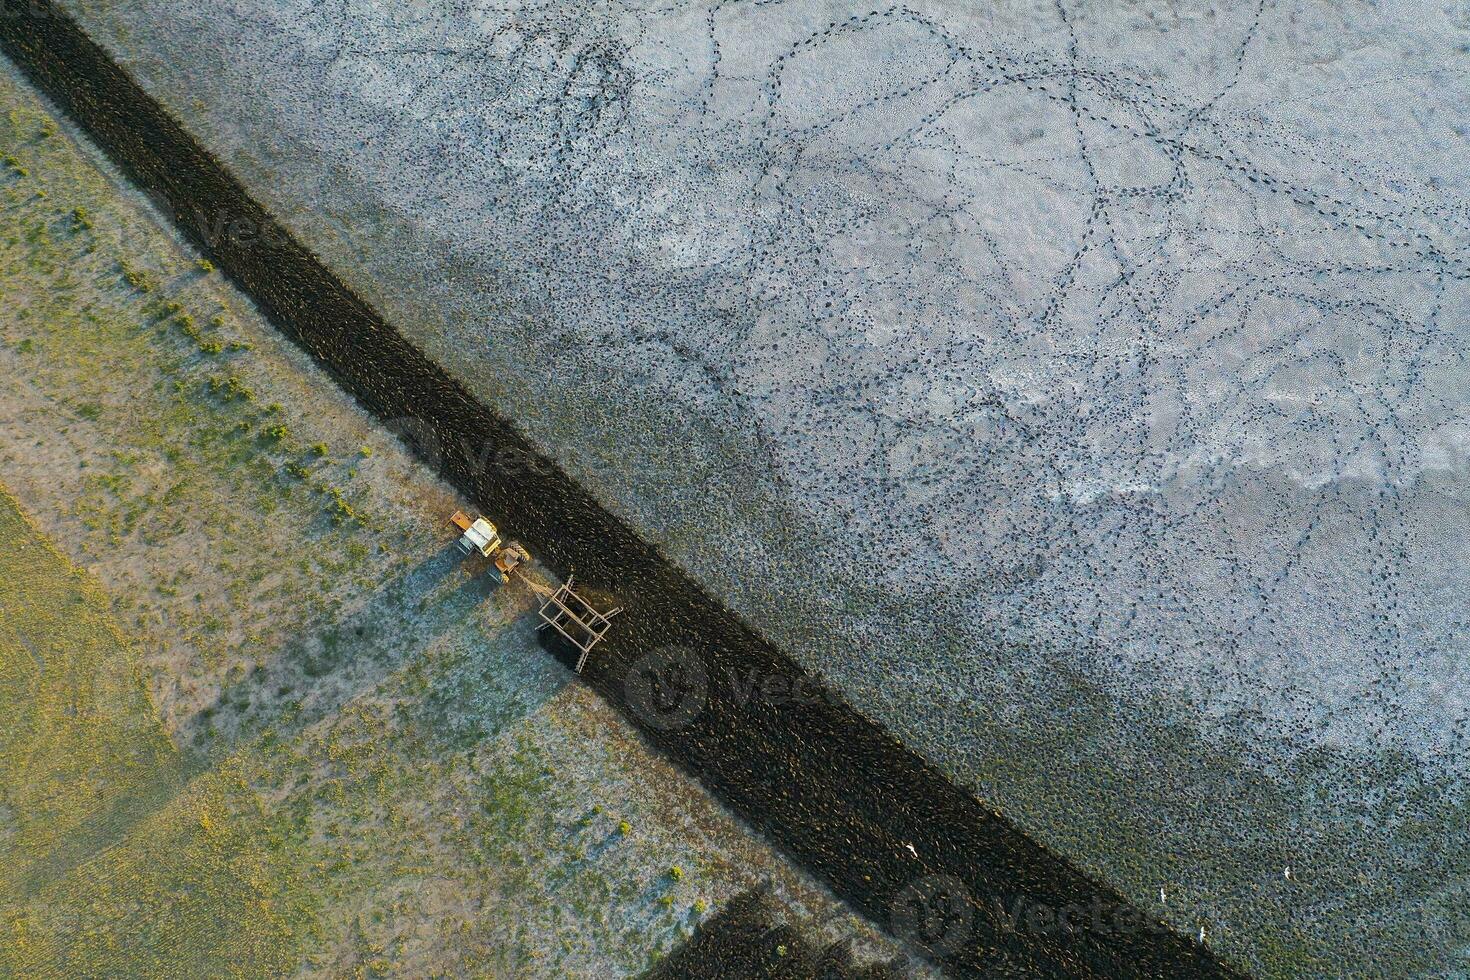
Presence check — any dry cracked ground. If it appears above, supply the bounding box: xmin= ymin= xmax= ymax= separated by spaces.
xmin=24 ymin=0 xmax=1470 ymax=975
xmin=0 ymin=64 xmax=914 ymax=977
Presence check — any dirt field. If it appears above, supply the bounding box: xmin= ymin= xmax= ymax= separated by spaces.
xmin=35 ymin=1 xmax=1470 ymax=973
xmin=0 ymin=66 xmax=912 ymax=977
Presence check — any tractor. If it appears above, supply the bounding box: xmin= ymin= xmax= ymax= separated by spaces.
xmin=448 ymin=509 xmax=621 ymax=671
xmin=450 ymin=510 xmax=530 ymax=583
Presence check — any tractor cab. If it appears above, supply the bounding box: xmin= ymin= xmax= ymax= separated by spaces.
xmin=450 ymin=510 xmax=500 ymax=557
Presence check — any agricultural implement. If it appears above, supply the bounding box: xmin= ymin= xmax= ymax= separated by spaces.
xmin=449 ymin=510 xmax=621 ymax=672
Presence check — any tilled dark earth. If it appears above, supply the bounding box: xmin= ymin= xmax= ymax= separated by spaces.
xmin=0 ymin=5 xmax=1239 ymax=977
xmin=650 ymin=887 xmax=900 ymax=980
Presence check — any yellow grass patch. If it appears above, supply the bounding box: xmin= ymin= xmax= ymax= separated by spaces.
xmin=0 ymin=486 xmax=311 ymax=976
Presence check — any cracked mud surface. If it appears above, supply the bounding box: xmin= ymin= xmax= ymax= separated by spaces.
xmin=53 ymin=1 xmax=1470 ymax=974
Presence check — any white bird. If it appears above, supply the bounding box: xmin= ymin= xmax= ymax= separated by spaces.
xmin=904 ymin=842 xmax=918 ymax=859
xmin=1284 ymin=865 xmax=1293 ymax=880
xmin=1198 ymin=925 xmax=1207 ymax=944
xmin=1159 ymin=887 xmax=1166 ymax=904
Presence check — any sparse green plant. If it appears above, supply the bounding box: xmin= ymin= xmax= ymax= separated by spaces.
xmin=70 ymin=206 xmax=93 ymax=231
xmin=693 ymin=898 xmax=708 ymax=915
xmin=311 ymin=442 xmax=329 ymax=457
xmin=617 ymin=820 xmax=631 ymax=836
xmin=15 ymin=338 xmax=33 ymax=354
xmin=668 ymin=865 xmax=684 ymax=881
xmin=205 ymin=375 xmax=254 ymax=402
xmin=119 ymin=261 xmax=153 ymax=293
xmin=196 ymin=257 xmax=215 ymax=274
xmin=263 ymin=423 xmax=290 ymax=442
xmin=324 ymin=486 xmax=358 ymax=524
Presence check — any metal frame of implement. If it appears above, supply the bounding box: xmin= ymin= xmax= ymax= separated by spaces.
xmin=534 ymin=575 xmax=623 ymax=673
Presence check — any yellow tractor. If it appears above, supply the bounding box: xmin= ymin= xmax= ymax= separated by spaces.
xmin=448 ymin=509 xmax=621 ymax=672
xmin=450 ymin=510 xmax=530 ymax=583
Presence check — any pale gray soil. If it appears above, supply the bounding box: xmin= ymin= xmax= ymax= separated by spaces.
xmin=51 ymin=0 xmax=1470 ymax=974
xmin=0 ymin=61 xmax=909 ymax=977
